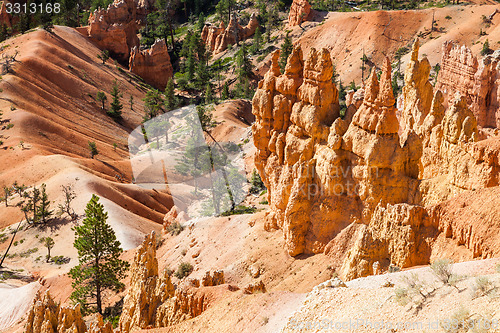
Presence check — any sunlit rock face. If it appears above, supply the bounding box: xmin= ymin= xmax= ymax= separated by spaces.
xmin=253 ymin=40 xmax=500 ymax=280
xmin=201 ymin=13 xmax=259 ymax=54
xmin=129 ymin=39 xmax=173 ymax=90
xmin=252 ymin=46 xmax=420 ymax=260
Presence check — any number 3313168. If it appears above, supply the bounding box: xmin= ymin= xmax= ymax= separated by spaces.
xmin=6 ymin=2 xmax=61 ymax=14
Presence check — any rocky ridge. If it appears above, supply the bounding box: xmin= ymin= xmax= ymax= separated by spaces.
xmin=118 ymin=232 xmax=218 ymax=331
xmin=86 ymin=0 xmax=139 ymax=62
xmin=201 ymin=13 xmax=259 ymax=54
xmin=252 ymin=40 xmax=500 ymax=280
xmin=0 ymin=0 xmax=12 ymax=27
xmin=85 ymin=0 xmax=173 ymax=87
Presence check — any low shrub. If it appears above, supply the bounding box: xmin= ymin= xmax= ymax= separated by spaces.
xmin=175 ymin=262 xmax=193 ymax=279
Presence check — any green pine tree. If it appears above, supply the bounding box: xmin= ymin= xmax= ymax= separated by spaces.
xmin=175 ymin=136 xmax=210 ymax=195
xmin=22 ymin=186 xmax=41 ymax=225
xmin=249 ymin=169 xmax=265 ymax=194
xmin=279 ymin=31 xmax=293 ymax=74
xmin=481 ymin=39 xmax=493 ymax=56
xmin=37 ymin=184 xmax=53 ymax=224
xmin=215 ymin=0 xmax=235 ymax=25
xmin=129 ymin=95 xmax=134 ymax=111
xmin=0 ymin=24 xmax=8 ymax=42
xmin=40 ymin=236 xmax=55 ymax=263
xmin=196 ymin=12 xmax=206 ymax=32
xmin=250 ymin=27 xmax=262 ymax=55
xmin=108 ymin=80 xmax=123 ymax=119
xmin=235 ymin=43 xmax=254 ymax=98
xmin=2 ymin=186 xmax=11 ymax=207
xmin=97 ymin=49 xmax=110 ymax=65
xmin=164 ymin=78 xmax=177 ymax=111
xmin=69 ymin=195 xmax=129 ymax=315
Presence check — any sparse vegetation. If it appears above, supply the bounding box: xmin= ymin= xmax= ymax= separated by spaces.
xmin=175 ymin=262 xmax=193 ymax=279
xmin=441 ymin=306 xmax=473 ymax=333
xmin=480 ymin=39 xmax=493 ymax=56
xmin=19 ymin=247 xmax=38 ymax=258
xmin=108 ymin=80 xmax=123 ymax=119
xmin=96 ymin=91 xmax=107 ymax=111
xmin=19 ymin=183 xmax=53 ymax=225
xmin=97 ymin=49 xmax=110 ymax=65
xmin=2 ymin=185 xmax=11 ymax=207
xmin=279 ymin=31 xmax=293 ymax=74
xmin=58 ymin=184 xmax=77 ymax=220
xmin=234 ymin=42 xmax=255 ymax=99
xmin=220 ymin=205 xmax=257 ymax=216
xmin=51 ymin=255 xmax=69 ymax=265
xmin=393 ymin=273 xmax=435 ymax=312
xmin=164 ymin=78 xmax=178 ymax=111
xmin=0 ymin=221 xmax=23 ymax=267
xmin=249 ymin=169 xmax=265 ymax=194
xmin=142 ymin=89 xmax=165 ymax=120
xmin=470 ymin=276 xmax=495 ymax=299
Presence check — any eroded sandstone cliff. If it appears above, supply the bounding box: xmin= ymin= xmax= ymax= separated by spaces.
xmin=129 ymin=39 xmax=173 ymax=90
xmin=25 ymin=232 xmax=225 ymax=332
xmin=288 ymin=0 xmax=312 ymax=27
xmin=201 ymin=13 xmax=259 ymax=54
xmin=119 ymin=231 xmax=174 ymax=331
xmin=119 ymin=232 xmax=223 ymax=332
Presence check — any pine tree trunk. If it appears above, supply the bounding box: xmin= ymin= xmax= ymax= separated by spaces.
xmin=0 ymin=221 xmax=22 ymax=268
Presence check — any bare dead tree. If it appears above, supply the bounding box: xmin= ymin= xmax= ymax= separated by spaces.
xmin=0 ymin=221 xmax=23 ymax=268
